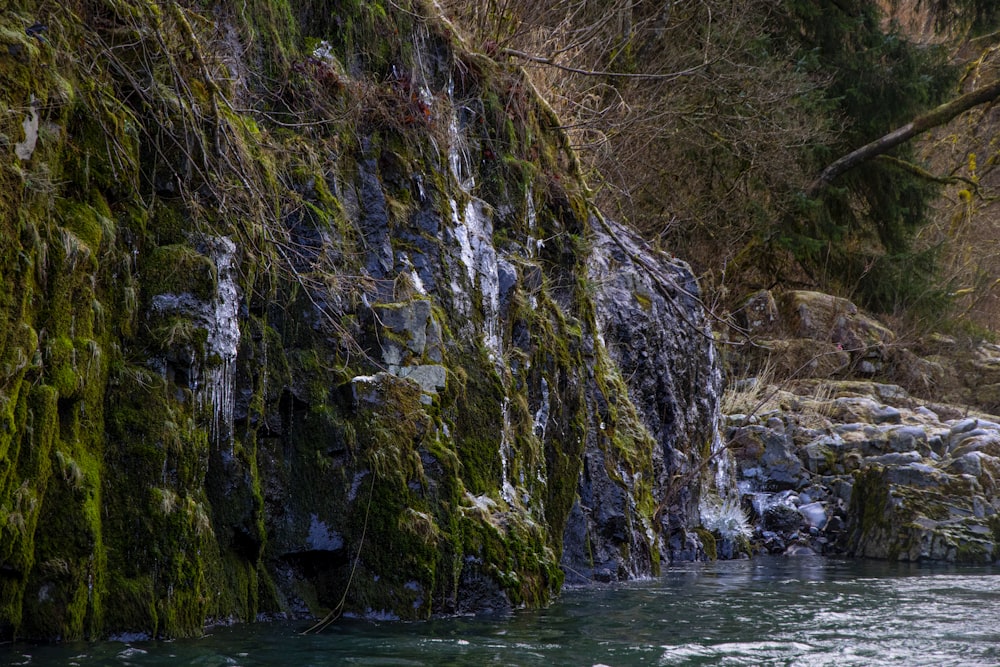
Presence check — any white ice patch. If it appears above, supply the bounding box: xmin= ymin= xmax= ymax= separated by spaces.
xmin=446 ymin=80 xmax=475 ymax=192
xmin=15 ymin=96 xmax=39 ymax=161
xmin=451 ymin=199 xmax=476 ymax=287
xmin=499 ymin=397 xmax=517 ymax=505
xmin=699 ymin=494 xmax=752 ymax=541
xmin=448 ymin=112 xmax=474 ymax=191
xmin=526 ymin=186 xmax=540 ymax=258
xmin=451 ymin=198 xmax=502 ymax=363
xmin=397 ymin=252 xmax=427 ymax=295
xmin=534 ymin=377 xmax=550 ymax=441
xmin=149 ymin=236 xmax=240 ymax=447
xmin=312 ymin=40 xmax=334 ymax=61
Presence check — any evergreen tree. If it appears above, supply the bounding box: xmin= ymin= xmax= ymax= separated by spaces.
xmin=776 ymin=0 xmax=957 ymax=312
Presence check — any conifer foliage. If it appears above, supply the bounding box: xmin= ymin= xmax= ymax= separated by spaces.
xmin=778 ymin=0 xmax=956 ymax=313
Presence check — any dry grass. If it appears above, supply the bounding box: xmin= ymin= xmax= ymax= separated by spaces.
xmin=721 ymin=356 xmax=779 ymax=417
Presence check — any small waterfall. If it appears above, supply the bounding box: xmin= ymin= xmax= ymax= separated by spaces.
xmin=705 ymin=335 xmax=734 ymax=494
xmin=699 ymin=330 xmax=748 ymax=548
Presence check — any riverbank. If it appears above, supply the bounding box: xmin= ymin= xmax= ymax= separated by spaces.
xmin=723 ymin=290 xmax=1000 ymax=563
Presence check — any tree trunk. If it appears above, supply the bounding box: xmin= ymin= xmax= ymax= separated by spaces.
xmin=806 ymin=77 xmax=1000 ymax=196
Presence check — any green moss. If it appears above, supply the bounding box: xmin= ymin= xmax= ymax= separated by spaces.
xmin=0 ymin=384 xmax=58 ymax=638
xmin=446 ymin=363 xmax=504 ymax=496
xmin=103 ymin=573 xmax=158 ymax=635
xmin=459 ymin=507 xmax=562 ymax=608
xmin=61 ymin=98 xmax=140 ymax=202
xmin=21 ymin=446 xmax=105 ymax=640
xmin=695 ymin=527 xmax=718 ymax=560
xmin=143 ymin=244 xmax=217 ymax=302
xmin=633 ymin=291 xmax=652 ymax=312
xmin=101 ymin=363 xmax=227 ymax=638
xmin=47 ymin=336 xmax=80 ymax=399
xmin=148 ymin=201 xmax=192 ymax=247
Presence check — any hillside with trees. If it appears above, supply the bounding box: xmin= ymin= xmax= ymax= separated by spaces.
xmin=442 ymin=0 xmax=1000 ymax=331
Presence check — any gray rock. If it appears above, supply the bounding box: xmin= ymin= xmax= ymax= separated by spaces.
xmin=884 ymin=462 xmax=943 ymax=488
xmin=395 ymin=364 xmax=447 ymax=394
xmin=798 ymin=502 xmax=827 ymax=530
xmin=949 ymin=418 xmax=981 ymax=438
xmin=886 ymin=426 xmax=928 ymax=453
xmin=914 ymin=406 xmax=940 ymax=420
xmin=847 ymin=465 xmax=995 ymax=563
xmin=763 ymin=503 xmax=804 ymax=532
xmin=951 ymin=432 xmax=1000 ymax=458
xmin=873 ymin=406 xmax=902 ymax=425
xmin=374 ymin=299 xmax=434 ymax=358
xmin=568 ymin=214 xmax=722 ymax=576
xmin=857 ymin=359 xmax=878 ymax=375
xmin=784 ymin=544 xmax=817 ymax=557
xmin=739 ymin=289 xmax=780 ymax=335
xmin=351 ymin=373 xmax=391 ymax=408
xmin=801 ymin=441 xmax=835 ymax=475
xmin=305 ymin=514 xmax=345 ymax=552
xmin=759 ymin=430 xmax=803 ymax=488
xmin=927 ymin=434 xmax=947 ymax=456
xmin=866 ymin=451 xmax=922 ymax=466
xmin=948 ymin=452 xmax=984 ymax=477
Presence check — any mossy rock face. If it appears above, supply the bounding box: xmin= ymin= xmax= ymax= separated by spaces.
xmin=847 ymin=465 xmax=998 ymax=563
xmin=143 ymin=245 xmax=218 ymax=303
xmin=0 ymin=0 xmax=722 ymax=639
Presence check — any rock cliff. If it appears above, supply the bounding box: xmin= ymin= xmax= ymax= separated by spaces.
xmin=0 ymin=0 xmax=720 ymax=639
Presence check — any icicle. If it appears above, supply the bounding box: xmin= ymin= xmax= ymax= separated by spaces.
xmin=499 ymin=397 xmax=517 ymax=505
xmin=203 ymin=236 xmax=240 ymax=448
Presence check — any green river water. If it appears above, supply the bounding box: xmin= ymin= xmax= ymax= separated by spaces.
xmin=4 ymin=556 xmax=1000 ymax=666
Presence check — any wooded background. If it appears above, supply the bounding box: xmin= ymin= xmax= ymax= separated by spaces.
xmin=442 ymin=0 xmax=1000 ymax=335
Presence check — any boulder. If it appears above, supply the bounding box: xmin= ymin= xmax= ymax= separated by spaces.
xmin=846 ymin=465 xmax=998 ymax=562
xmin=728 ymin=376 xmax=1000 ymax=563
xmin=777 ymin=290 xmax=894 ymax=351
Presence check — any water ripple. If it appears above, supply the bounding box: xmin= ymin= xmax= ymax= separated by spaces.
xmin=5 ymin=557 xmax=1000 ymax=666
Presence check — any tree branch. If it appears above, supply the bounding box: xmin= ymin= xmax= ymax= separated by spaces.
xmin=500 ymin=47 xmax=711 ymax=81
xmin=806 ymin=77 xmax=1000 ymax=196
xmin=874 ymin=154 xmax=981 ymax=190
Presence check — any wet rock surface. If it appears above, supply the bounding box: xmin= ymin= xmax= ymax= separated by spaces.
xmin=729 ymin=380 xmax=1000 ymax=562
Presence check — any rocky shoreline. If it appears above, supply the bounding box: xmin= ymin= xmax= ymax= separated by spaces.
xmin=722 ymin=291 xmax=1000 ymax=564
xmin=728 ymin=380 xmax=1000 ymax=562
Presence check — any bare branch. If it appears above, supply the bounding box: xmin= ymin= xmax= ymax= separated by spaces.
xmin=807 ymin=77 xmax=1000 ymax=196
xmin=500 ymin=47 xmax=712 ymax=81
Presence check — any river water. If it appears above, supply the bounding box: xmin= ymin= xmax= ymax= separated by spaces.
xmin=4 ymin=556 xmax=1000 ymax=666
